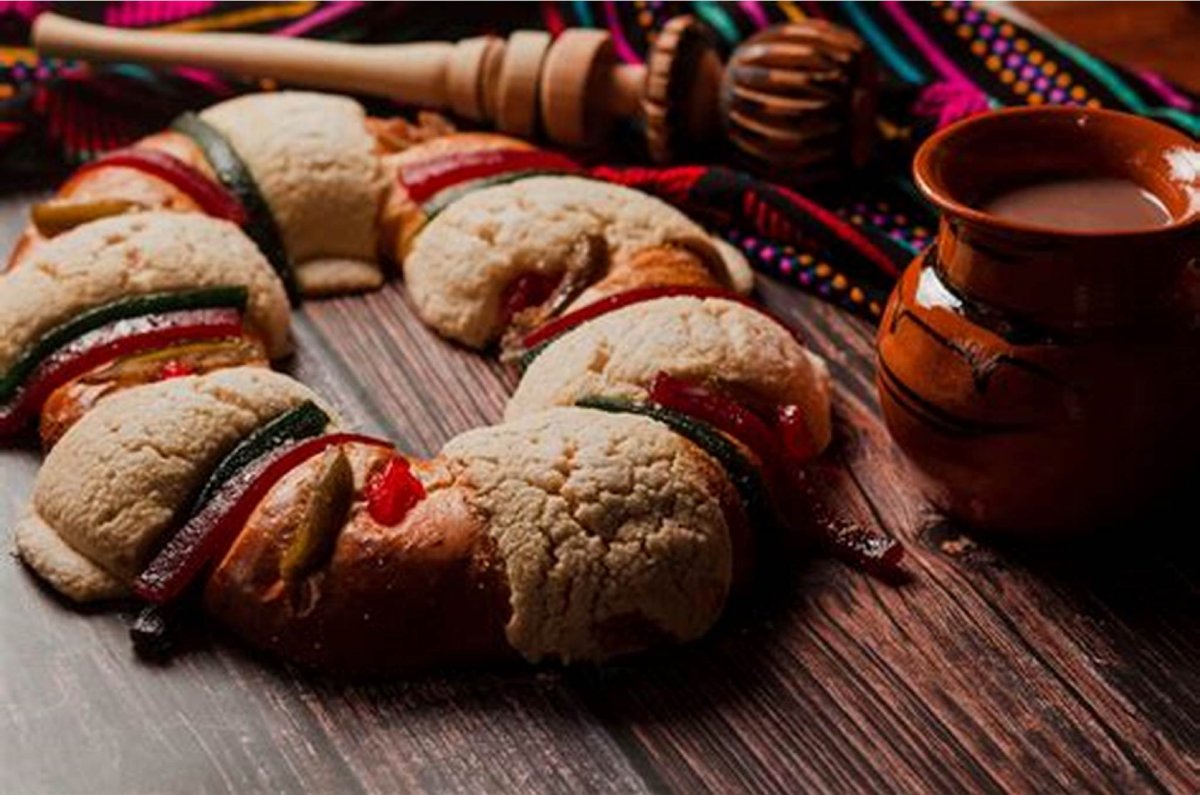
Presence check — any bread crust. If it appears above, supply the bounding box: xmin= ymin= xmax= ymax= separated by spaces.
xmin=37 ymin=335 xmax=271 ymax=450
xmin=379 ymin=132 xmax=533 ymax=265
xmin=206 ymin=407 xmax=749 ymax=672
xmin=507 ymin=295 xmax=834 ymax=453
xmin=404 ymin=175 xmax=754 ymax=348
xmin=15 ymin=368 xmax=329 ymax=602
xmin=5 ymin=131 xmax=212 ymax=271
xmin=200 ymin=92 xmax=387 ymax=296
xmin=443 ymin=408 xmax=739 ymax=663
xmin=0 ymin=212 xmax=292 ymax=370
xmin=203 ymin=446 xmax=515 ymax=675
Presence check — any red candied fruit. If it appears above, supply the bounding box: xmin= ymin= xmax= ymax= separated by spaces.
xmin=158 ymin=359 xmax=197 ymax=380
xmin=365 ymin=455 xmax=426 ymax=526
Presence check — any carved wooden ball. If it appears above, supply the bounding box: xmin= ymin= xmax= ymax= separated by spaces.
xmin=642 ymin=15 xmax=723 ymax=164
xmin=721 ymin=20 xmax=877 ymax=185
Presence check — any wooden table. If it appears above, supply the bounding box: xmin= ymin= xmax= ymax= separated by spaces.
xmin=1022 ymin=2 xmax=1200 ymax=91
xmin=1 ymin=11 xmax=1198 ymax=794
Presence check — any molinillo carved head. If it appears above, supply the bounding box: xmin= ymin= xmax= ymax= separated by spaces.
xmin=33 ymin=13 xmax=877 ymax=186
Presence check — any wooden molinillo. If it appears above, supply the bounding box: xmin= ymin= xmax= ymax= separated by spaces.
xmin=33 ymin=13 xmax=876 ymax=185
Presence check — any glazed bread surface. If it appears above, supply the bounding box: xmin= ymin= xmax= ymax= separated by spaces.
xmin=14 ymin=368 xmax=328 ymax=602
xmin=0 ymin=211 xmax=292 ymax=369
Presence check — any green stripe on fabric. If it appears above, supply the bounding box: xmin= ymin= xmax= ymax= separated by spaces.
xmin=1048 ymin=35 xmax=1200 ymax=136
xmin=841 ymin=2 xmax=925 ymax=86
xmin=693 ymin=1 xmax=742 ymax=45
xmin=571 ymin=0 xmax=594 ymax=28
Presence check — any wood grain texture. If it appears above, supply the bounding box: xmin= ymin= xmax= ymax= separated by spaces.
xmin=1022 ymin=2 xmax=1200 ymax=91
xmin=1 ymin=183 xmax=1197 ymax=795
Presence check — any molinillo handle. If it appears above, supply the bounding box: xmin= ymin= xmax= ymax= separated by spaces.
xmin=34 ymin=12 xmax=876 ymax=181
xmin=33 ymin=12 xmax=647 ymax=148
xmin=34 ymin=13 xmax=455 ymax=108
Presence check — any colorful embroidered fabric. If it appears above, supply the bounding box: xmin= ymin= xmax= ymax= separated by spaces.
xmin=0 ymin=1 xmax=1194 ymax=321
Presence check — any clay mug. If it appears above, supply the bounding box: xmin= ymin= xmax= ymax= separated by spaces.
xmin=876 ymin=106 xmax=1199 ymax=535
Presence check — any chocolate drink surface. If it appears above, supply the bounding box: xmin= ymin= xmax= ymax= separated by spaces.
xmin=981 ymin=177 xmax=1172 ymax=232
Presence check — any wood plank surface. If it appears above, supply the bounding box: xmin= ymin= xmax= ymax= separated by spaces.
xmin=1021 ymin=2 xmax=1200 ymax=91
xmin=1 ymin=180 xmax=1196 ymax=794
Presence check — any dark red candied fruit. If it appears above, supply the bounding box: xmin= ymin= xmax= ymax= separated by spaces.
xmin=648 ymin=372 xmax=780 ymax=470
xmin=500 ymin=272 xmax=561 ymax=327
xmin=400 ymin=148 xmax=580 ymax=204
xmin=826 ymin=522 xmax=906 ymax=581
xmin=77 ymin=148 xmax=247 ymax=225
xmin=774 ymin=403 xmax=817 ymax=465
xmin=0 ymin=308 xmax=242 ymax=436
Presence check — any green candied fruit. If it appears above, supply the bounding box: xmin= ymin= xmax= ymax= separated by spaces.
xmin=279 ymin=446 xmax=354 ymax=581
xmin=574 ymin=395 xmax=776 ymax=532
xmin=0 ymin=286 xmax=248 ymax=403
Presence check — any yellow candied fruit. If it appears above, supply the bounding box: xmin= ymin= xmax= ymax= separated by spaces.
xmin=1029 ymin=50 xmax=1044 ymax=65
xmin=1057 ymin=72 xmax=1071 ymax=87
xmin=986 ymin=55 xmax=1001 ymax=71
xmin=1014 ymin=81 xmax=1029 ymax=94
xmin=1000 ymin=23 xmax=1015 ymax=37
xmin=913 ymin=226 xmax=929 ymax=238
xmin=971 ymin=40 xmax=987 ymax=56
xmin=1070 ymin=85 xmax=1087 ymax=100
xmin=799 ymin=253 xmax=814 ymax=266
xmin=943 ymin=8 xmax=958 ymax=22
xmin=1000 ymin=69 xmax=1015 ymax=84
xmin=1015 ymin=38 xmax=1029 ymax=52
xmin=815 ymin=263 xmax=832 ymax=279
xmin=1043 ymin=61 xmax=1058 ymax=76
xmin=1086 ymin=98 xmax=1102 ymax=108
xmin=957 ymin=24 xmax=973 ymax=39
xmin=1028 ymin=93 xmax=1044 ymax=105
xmin=851 ymin=287 xmax=865 ymax=303
xmin=832 ymin=275 xmax=848 ymax=291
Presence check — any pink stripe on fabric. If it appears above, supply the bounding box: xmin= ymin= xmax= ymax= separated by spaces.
xmin=0 ymin=2 xmax=48 ymax=22
xmin=738 ymin=1 xmax=771 ymax=30
xmin=1136 ymin=69 xmax=1195 ymax=112
xmin=273 ymin=1 xmax=364 ymax=38
xmin=172 ymin=66 xmax=235 ymax=96
xmin=882 ymin=1 xmax=972 ymax=86
xmin=541 ymin=0 xmax=566 ymax=36
xmin=603 ymin=0 xmax=642 ymax=64
xmin=775 ymin=183 xmax=900 ymax=278
xmin=104 ymin=1 xmax=215 ymax=28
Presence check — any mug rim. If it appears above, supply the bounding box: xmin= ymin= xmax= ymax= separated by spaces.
xmin=912 ymin=105 xmax=1199 ymax=239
